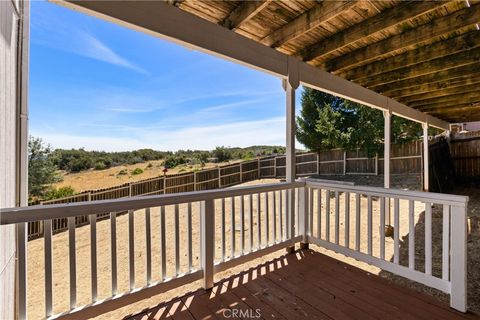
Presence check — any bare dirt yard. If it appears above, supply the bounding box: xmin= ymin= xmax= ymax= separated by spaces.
xmin=26 ymin=175 xmax=480 ymax=318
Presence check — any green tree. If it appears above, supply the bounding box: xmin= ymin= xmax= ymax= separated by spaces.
xmin=296 ymin=87 xmax=423 ymax=156
xmin=213 ymin=146 xmax=232 ymax=162
xmin=28 ymin=136 xmax=61 ymax=197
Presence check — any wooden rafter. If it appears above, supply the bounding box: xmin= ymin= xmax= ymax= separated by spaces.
xmin=221 ymin=0 xmax=271 ymax=30
xmin=324 ymin=3 xmax=480 ymax=72
xmin=340 ymin=31 xmax=480 ymax=81
xmin=373 ymin=62 xmax=480 ymax=94
xmin=414 ymin=92 xmax=480 ymax=109
xmin=302 ymin=1 xmax=446 ymax=63
xmin=399 ymin=83 xmax=480 ymax=104
xmin=390 ymin=76 xmax=480 ymax=100
xmin=360 ymin=47 xmax=480 ymax=88
xmin=260 ymin=1 xmax=356 ymax=48
xmin=425 ymin=103 xmax=480 ymax=114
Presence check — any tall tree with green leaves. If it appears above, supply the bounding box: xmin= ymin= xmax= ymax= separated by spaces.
xmin=28 ymin=136 xmax=61 ymax=197
xmin=296 ymin=87 xmax=423 ymax=156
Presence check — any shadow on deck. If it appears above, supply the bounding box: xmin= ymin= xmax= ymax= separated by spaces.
xmin=125 ymin=250 xmax=477 ymax=320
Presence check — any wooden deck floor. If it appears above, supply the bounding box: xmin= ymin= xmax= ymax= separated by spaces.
xmin=126 ymin=250 xmax=479 ymax=320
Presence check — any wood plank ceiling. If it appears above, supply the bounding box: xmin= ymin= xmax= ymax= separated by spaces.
xmin=172 ymin=0 xmax=480 ymax=123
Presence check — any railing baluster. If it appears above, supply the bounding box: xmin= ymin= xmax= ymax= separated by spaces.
xmin=273 ymin=191 xmax=277 ymax=243
xmin=231 ymin=197 xmax=235 ymax=257
xmin=425 ymin=202 xmax=432 ymax=275
xmin=355 ymin=194 xmax=360 ymax=251
xmin=240 ymin=195 xmax=245 ymax=255
xmin=345 ymin=192 xmax=350 ymax=248
xmin=221 ymin=198 xmax=226 ymax=261
xmin=16 ymin=223 xmax=27 ymax=320
xmin=442 ymin=205 xmax=450 ymax=281
xmin=90 ymin=214 xmax=97 ymax=302
xmin=408 ymin=200 xmax=415 ymax=269
xmin=160 ymin=207 xmax=166 ymax=281
xmin=201 ymin=200 xmax=214 ymax=289
xmin=110 ymin=212 xmax=117 ymax=295
xmin=187 ymin=203 xmax=192 ymax=272
xmin=335 ymin=191 xmax=340 ymax=245
xmin=129 ymin=210 xmax=135 ymax=290
xmin=44 ymin=219 xmax=53 ymax=318
xmin=279 ymin=190 xmax=284 ymax=241
xmin=367 ymin=195 xmax=373 ymax=255
xmin=325 ymin=190 xmax=330 ymax=242
xmin=145 ymin=208 xmax=152 ymax=284
xmin=317 ymin=189 xmax=321 ymax=239
xmin=265 ymin=192 xmax=270 ymax=245
xmin=394 ymin=198 xmax=400 ymax=264
xmin=249 ymin=194 xmax=253 ymax=251
xmin=257 ymin=193 xmax=261 ymax=248
xmin=68 ymin=217 xmax=77 ymax=309
xmin=309 ymin=188 xmax=314 ymax=237
xmin=379 ymin=197 xmax=385 ymax=260
xmin=175 ymin=204 xmax=180 ymax=276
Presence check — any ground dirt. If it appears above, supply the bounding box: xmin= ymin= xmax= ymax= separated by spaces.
xmin=55 ymin=159 xmax=243 ymax=192
xmin=26 ymin=175 xmax=480 ymax=318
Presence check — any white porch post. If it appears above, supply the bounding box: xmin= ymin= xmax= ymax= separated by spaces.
xmin=383 ymin=110 xmax=392 ymax=226
xmin=285 ymin=58 xmax=299 ymax=252
xmin=423 ymin=122 xmax=429 ymax=191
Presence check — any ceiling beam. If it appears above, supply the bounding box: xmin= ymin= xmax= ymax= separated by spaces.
xmin=389 ymin=75 xmax=480 ymax=99
xmin=373 ymin=62 xmax=480 ymax=94
xmin=302 ymin=1 xmax=445 ymax=63
xmin=221 ymin=0 xmax=272 ymax=30
xmin=324 ymin=3 xmax=480 ymax=73
xmin=424 ymin=103 xmax=480 ymax=114
xmin=260 ymin=1 xmax=355 ymax=48
xmin=55 ymin=0 xmax=449 ymax=130
xmin=340 ymin=31 xmax=480 ymax=81
xmin=398 ymin=83 xmax=480 ymax=104
xmin=359 ymin=47 xmax=480 ymax=88
xmin=415 ymin=93 xmax=480 ymax=110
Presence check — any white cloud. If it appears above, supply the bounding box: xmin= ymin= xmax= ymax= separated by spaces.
xmin=32 ymin=117 xmax=287 ymax=151
xmin=78 ymin=32 xmax=148 ymax=75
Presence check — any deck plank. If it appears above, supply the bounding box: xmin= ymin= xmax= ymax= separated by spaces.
xmin=126 ymin=250 xmax=479 ymax=320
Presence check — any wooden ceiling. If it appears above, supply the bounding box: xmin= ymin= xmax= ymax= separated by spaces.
xmin=170 ymin=0 xmax=480 ymax=123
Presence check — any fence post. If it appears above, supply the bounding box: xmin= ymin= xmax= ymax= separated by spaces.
xmin=218 ymin=167 xmax=222 ymax=188
xmin=194 ymin=172 xmax=197 ymax=191
xmin=299 ymin=185 xmax=308 ymax=249
xmin=450 ymin=203 xmax=468 ymax=312
xmin=316 ymin=153 xmax=320 ymax=175
xmin=201 ymin=199 xmax=215 ymax=289
xmin=128 ymin=183 xmax=132 ymax=197
xmin=239 ymin=163 xmax=243 ymax=182
xmin=257 ymin=158 xmax=260 ymax=178
xmin=343 ymin=151 xmax=347 ymax=175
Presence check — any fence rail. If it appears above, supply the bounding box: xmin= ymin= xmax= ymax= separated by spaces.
xmin=0 ymin=179 xmax=468 ymax=319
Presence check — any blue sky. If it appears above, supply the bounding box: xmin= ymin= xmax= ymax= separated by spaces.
xmin=29 ymin=1 xmax=301 ymax=151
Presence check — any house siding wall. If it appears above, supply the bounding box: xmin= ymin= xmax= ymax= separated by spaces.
xmin=0 ymin=1 xmax=20 ymax=318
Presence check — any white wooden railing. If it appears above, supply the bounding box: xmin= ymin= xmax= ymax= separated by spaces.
xmin=302 ymin=178 xmax=468 ymax=312
xmin=0 ymin=179 xmax=468 ymax=319
xmin=1 ymin=182 xmax=303 ymax=320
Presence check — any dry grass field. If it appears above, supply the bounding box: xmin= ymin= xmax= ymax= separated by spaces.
xmin=26 ymin=177 xmax=443 ymax=319
xmin=55 ymin=159 xmax=242 ymax=192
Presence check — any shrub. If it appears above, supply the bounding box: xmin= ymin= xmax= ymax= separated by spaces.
xmin=94 ymin=162 xmax=107 ymax=170
xmin=164 ymin=155 xmax=187 ymax=169
xmin=213 ymin=146 xmax=232 ymax=162
xmin=117 ymin=169 xmax=128 ymax=175
xmin=146 ymin=162 xmax=153 ymax=169
xmin=44 ymin=186 xmax=75 ymax=200
xmin=131 ymin=168 xmax=144 ymax=175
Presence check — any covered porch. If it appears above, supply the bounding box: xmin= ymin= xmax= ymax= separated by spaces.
xmin=1 ymin=0 xmax=479 ymax=319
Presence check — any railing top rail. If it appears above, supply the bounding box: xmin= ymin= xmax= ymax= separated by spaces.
xmin=305 ymin=179 xmax=468 ymax=207
xmin=0 ymin=181 xmax=304 ymax=225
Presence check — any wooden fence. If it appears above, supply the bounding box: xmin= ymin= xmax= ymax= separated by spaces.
xmin=28 ymin=141 xmax=423 ymax=239
xmin=450 ymin=131 xmax=480 ymax=179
